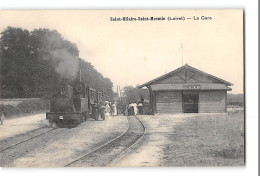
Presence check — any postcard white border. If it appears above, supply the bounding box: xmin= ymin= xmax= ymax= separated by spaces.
xmin=0 ymin=0 xmax=258 ymax=176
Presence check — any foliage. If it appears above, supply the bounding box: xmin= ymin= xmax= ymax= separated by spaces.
xmin=78 ymin=58 xmax=114 ymax=99
xmin=0 ymin=99 xmax=49 ymax=117
xmin=227 ymin=93 xmax=244 ymax=106
xmin=0 ymin=27 xmax=114 ymax=98
xmin=121 ymin=86 xmax=149 ymax=103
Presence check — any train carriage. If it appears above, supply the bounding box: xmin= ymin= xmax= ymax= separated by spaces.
xmin=97 ymin=91 xmax=104 ymax=104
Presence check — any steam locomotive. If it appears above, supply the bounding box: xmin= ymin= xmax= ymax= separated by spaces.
xmin=46 ymin=81 xmax=108 ymax=127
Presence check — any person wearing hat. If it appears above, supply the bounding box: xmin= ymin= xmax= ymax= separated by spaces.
xmin=105 ymin=101 xmax=111 ymax=120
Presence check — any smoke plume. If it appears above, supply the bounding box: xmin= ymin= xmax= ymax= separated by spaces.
xmin=49 ymin=49 xmax=79 ymax=80
xmin=40 ymin=30 xmax=80 ymax=80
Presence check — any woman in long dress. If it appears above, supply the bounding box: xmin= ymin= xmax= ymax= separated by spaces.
xmin=112 ymin=103 xmax=117 ymax=116
xmin=133 ymin=102 xmax=138 ymax=115
xmin=105 ymin=101 xmax=111 ymax=120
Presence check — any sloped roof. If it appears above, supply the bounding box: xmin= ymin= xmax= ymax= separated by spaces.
xmin=151 ymin=83 xmax=232 ymax=91
xmin=138 ymin=64 xmax=233 ymax=88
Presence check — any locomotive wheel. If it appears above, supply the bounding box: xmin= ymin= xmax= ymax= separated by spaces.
xmin=81 ymin=114 xmax=84 ymax=122
xmin=56 ymin=120 xmax=63 ymax=128
xmin=82 ymin=116 xmax=85 ymax=122
xmin=74 ymin=119 xmax=80 ymax=124
xmin=52 ymin=123 xmax=58 ymax=128
xmin=95 ymin=114 xmax=98 ymax=121
xmin=49 ymin=120 xmax=58 ymax=128
xmin=49 ymin=120 xmax=54 ymax=126
xmin=55 ymin=121 xmax=62 ymax=128
xmin=82 ymin=112 xmax=87 ymax=122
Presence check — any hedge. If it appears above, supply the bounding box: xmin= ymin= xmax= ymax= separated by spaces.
xmin=0 ymin=99 xmax=49 ymax=118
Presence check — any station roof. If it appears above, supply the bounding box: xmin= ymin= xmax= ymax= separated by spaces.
xmin=138 ymin=64 xmax=233 ymax=89
xmin=150 ymin=83 xmax=232 ymax=91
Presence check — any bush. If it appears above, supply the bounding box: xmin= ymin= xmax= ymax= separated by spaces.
xmin=0 ymin=99 xmax=49 ymax=118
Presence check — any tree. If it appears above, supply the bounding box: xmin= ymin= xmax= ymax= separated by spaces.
xmin=0 ymin=27 xmax=33 ymax=97
xmin=122 ymin=86 xmax=149 ymax=103
xmin=78 ymin=58 xmax=114 ymax=99
xmin=0 ymin=27 xmax=114 ymax=98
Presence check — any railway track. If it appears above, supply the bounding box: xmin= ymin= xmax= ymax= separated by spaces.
xmin=0 ymin=127 xmax=56 ymax=153
xmin=65 ymin=115 xmax=145 ymax=167
xmin=0 ymin=126 xmax=59 ymax=167
xmin=0 ymin=121 xmax=84 ymax=153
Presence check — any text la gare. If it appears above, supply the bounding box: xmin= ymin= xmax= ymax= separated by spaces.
xmin=193 ymin=16 xmax=212 ymax=20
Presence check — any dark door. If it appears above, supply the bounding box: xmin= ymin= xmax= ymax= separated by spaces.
xmin=183 ymin=94 xmax=199 ymax=113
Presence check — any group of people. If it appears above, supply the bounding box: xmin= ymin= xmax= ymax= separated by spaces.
xmin=92 ymin=101 xmax=121 ymax=121
xmin=127 ymin=101 xmax=143 ymax=116
xmin=92 ymin=98 xmax=144 ymax=120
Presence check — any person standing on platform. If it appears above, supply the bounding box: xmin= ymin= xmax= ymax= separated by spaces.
xmin=128 ymin=102 xmax=133 ymax=116
xmin=138 ymin=101 xmax=143 ymax=115
xmin=109 ymin=101 xmax=113 ymax=116
xmin=99 ymin=102 xmax=106 ymax=120
xmin=112 ymin=102 xmax=117 ymax=116
xmin=105 ymin=101 xmax=111 ymax=120
xmin=117 ymin=101 xmax=123 ymax=115
xmin=92 ymin=101 xmax=99 ymax=120
xmin=127 ymin=103 xmax=130 ymax=116
xmin=133 ymin=102 xmax=138 ymax=115
xmin=130 ymin=102 xmax=135 ymax=116
xmin=0 ymin=112 xmax=5 ymax=125
xmin=140 ymin=96 xmax=144 ymax=105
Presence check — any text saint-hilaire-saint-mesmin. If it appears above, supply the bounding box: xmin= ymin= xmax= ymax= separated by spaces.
xmin=110 ymin=16 xmax=167 ymax=21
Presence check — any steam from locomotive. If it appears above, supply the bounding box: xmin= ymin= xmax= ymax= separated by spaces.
xmin=49 ymin=49 xmax=79 ymax=79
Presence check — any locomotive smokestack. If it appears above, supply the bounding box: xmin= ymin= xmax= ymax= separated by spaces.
xmin=79 ymin=70 xmax=82 ymax=82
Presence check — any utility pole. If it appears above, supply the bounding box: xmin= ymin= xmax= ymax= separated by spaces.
xmin=119 ymin=86 xmax=121 ymax=97
xmin=181 ymin=43 xmax=183 ymax=66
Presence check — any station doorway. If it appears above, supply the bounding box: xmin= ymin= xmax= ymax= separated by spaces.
xmin=183 ymin=93 xmax=199 ymax=113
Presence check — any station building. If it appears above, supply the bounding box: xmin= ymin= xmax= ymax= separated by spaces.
xmin=138 ymin=64 xmax=232 ymax=114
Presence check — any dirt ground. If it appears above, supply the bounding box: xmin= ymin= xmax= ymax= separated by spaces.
xmin=0 ymin=113 xmax=49 ymax=140
xmin=0 ymin=115 xmax=128 ymax=167
xmin=112 ymin=112 xmax=244 ymax=167
xmin=0 ymin=112 xmax=244 ymax=167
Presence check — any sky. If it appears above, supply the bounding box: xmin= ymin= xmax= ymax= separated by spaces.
xmin=0 ymin=10 xmax=244 ymax=93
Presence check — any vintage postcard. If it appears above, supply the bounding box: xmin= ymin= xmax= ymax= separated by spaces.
xmin=0 ymin=10 xmax=244 ymax=167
